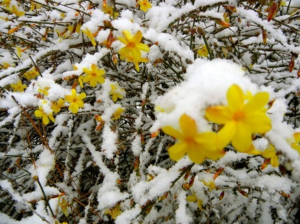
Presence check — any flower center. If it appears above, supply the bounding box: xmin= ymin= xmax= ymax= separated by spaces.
xmin=91 ymin=72 xmax=96 ymax=77
xmin=233 ymin=111 xmax=245 ymax=121
xmin=128 ymin=42 xmax=136 ymax=48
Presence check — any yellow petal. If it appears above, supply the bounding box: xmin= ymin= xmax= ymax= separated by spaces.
xmin=217 ymin=121 xmax=236 ymax=149
xmin=244 ymin=92 xmax=269 ymax=112
xmin=205 ymin=148 xmax=225 ymax=161
xmin=118 ymin=37 xmax=128 ymax=45
xmin=188 ymin=146 xmax=205 ymax=164
xmin=42 ymin=115 xmax=49 ymax=125
xmin=227 ymin=85 xmax=244 ymax=112
xmin=122 ymin=30 xmax=133 ymax=42
xmin=179 ymin=114 xmax=197 ymax=138
xmin=78 ymin=92 xmax=86 ymax=100
xmin=35 ymin=110 xmax=43 ymax=117
xmin=69 ymin=103 xmax=79 ymax=114
xmin=186 ymin=195 xmax=197 ymax=202
xmin=205 ymin=106 xmax=231 ymax=124
xmin=294 ymin=132 xmax=300 ymax=143
xmin=232 ymin=123 xmax=252 ymax=152
xmin=244 ymin=112 xmax=271 ymax=133
xmin=291 ymin=143 xmax=300 ymax=154
xmin=162 ymin=126 xmax=182 ymax=139
xmin=132 ymin=30 xmax=143 ymax=44
xmin=271 ymin=156 xmax=279 ymax=167
xmin=195 ymin=132 xmax=217 ymax=149
xmin=168 ymin=142 xmax=187 ymax=161
xmin=136 ymin=43 xmax=150 ymax=52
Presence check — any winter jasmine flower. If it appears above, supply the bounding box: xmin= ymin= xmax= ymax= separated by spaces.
xmin=51 ymin=98 xmax=65 ymax=113
xmin=261 ymin=144 xmax=279 ymax=167
xmin=112 ymin=107 xmax=124 ymax=120
xmin=110 ymin=83 xmax=125 ymax=102
xmin=34 ymin=106 xmax=55 ymax=125
xmin=65 ymin=89 xmax=86 ymax=114
xmin=82 ymin=64 xmax=105 ymax=87
xmin=118 ymin=30 xmax=149 ymax=71
xmin=138 ymin=0 xmax=152 ymax=12
xmin=205 ymin=84 xmax=271 ymax=152
xmin=82 ymin=28 xmax=96 ymax=47
xmin=162 ymin=114 xmax=225 ymax=164
xmin=10 ymin=81 xmax=27 ymax=92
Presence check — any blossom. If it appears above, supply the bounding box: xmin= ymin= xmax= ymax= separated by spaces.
xmin=10 ymin=81 xmax=27 ymax=92
xmin=187 ymin=194 xmax=202 ymax=210
xmin=289 ymin=132 xmax=300 ymax=154
xmin=51 ymin=98 xmax=65 ymax=113
xmin=138 ymin=0 xmax=152 ymax=12
xmin=1 ymin=62 xmax=12 ymax=69
xmin=123 ymin=52 xmax=149 ymax=72
xmin=104 ymin=204 xmax=122 ymax=220
xmin=112 ymin=107 xmax=125 ymax=120
xmin=82 ymin=28 xmax=96 ymax=47
xmin=8 ymin=5 xmax=25 ymax=17
xmin=162 ymin=114 xmax=225 ymax=164
xmin=197 ymin=45 xmax=208 ymax=58
xmin=82 ymin=64 xmax=105 ymax=87
xmin=261 ymin=144 xmax=279 ymax=167
xmin=118 ymin=30 xmax=149 ymax=71
xmin=38 ymin=87 xmax=50 ymax=96
xmin=205 ymin=84 xmax=271 ymax=152
xmin=65 ymin=89 xmax=86 ymax=114
xmin=23 ymin=67 xmax=39 ymax=80
xmin=103 ymin=5 xmax=119 ymax=19
xmin=110 ymin=83 xmax=125 ymax=102
xmin=34 ymin=106 xmax=55 ymax=126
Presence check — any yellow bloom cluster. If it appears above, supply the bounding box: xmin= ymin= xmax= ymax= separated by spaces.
xmin=162 ymin=84 xmax=274 ymax=165
xmin=118 ymin=30 xmax=149 ymax=71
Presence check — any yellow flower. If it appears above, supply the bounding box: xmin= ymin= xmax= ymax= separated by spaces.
xmin=58 ymin=196 xmax=69 ymax=217
xmin=261 ymin=144 xmax=278 ymax=167
xmin=1 ymin=62 xmax=12 ymax=69
xmin=103 ymin=5 xmax=119 ymax=19
xmin=162 ymin=114 xmax=225 ymax=164
xmin=16 ymin=46 xmax=22 ymax=57
xmin=8 ymin=5 xmax=25 ymax=17
xmin=110 ymin=83 xmax=125 ymax=102
xmin=1 ymin=0 xmax=11 ymax=7
xmin=112 ymin=107 xmax=125 ymax=120
xmin=197 ymin=45 xmax=208 ymax=58
xmin=11 ymin=81 xmax=27 ymax=92
xmin=51 ymin=99 xmax=65 ymax=113
xmin=38 ymin=87 xmax=50 ymax=96
xmin=30 ymin=1 xmax=42 ymax=11
xmin=123 ymin=52 xmax=149 ymax=72
xmin=187 ymin=194 xmax=202 ymax=210
xmin=205 ymin=85 xmax=271 ymax=152
xmin=138 ymin=0 xmax=152 ymax=12
xmin=104 ymin=204 xmax=122 ymax=220
xmin=82 ymin=28 xmax=96 ymax=47
xmin=34 ymin=106 xmax=55 ymax=126
xmin=289 ymin=132 xmax=300 ymax=154
xmin=118 ymin=30 xmax=149 ymax=71
xmin=65 ymin=89 xmax=86 ymax=114
xmin=23 ymin=67 xmax=39 ymax=80
xmin=82 ymin=64 xmax=105 ymax=87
